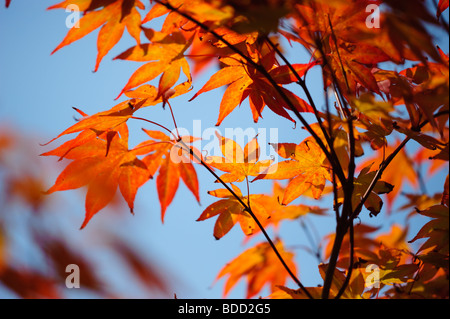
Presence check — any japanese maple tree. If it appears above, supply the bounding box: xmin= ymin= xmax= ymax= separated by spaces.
xmin=4 ymin=0 xmax=449 ymax=299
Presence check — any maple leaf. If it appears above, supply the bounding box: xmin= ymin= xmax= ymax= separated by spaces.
xmin=322 ymin=40 xmax=387 ymax=96
xmin=351 ymin=93 xmax=395 ymax=125
xmin=189 ymin=50 xmax=315 ymax=125
xmin=196 ymin=184 xmax=269 ymax=239
xmin=398 ymin=60 xmax=449 ymax=133
xmin=137 ymin=129 xmax=201 ymax=222
xmin=39 ymin=86 xmax=187 ymax=161
xmin=437 ymin=0 xmax=449 ymax=18
xmin=409 ymin=204 xmax=449 ymax=254
xmin=253 ymin=137 xmax=332 ymax=204
xmin=323 ymin=224 xmax=381 ymax=265
xmin=394 ymin=123 xmax=447 ymax=152
xmin=40 ymin=99 xmax=148 ymax=155
xmin=321 ymin=225 xmax=418 ymax=298
xmin=317 ymin=263 xmax=365 ymax=299
xmin=0 ymin=267 xmax=61 ymax=298
xmin=357 ymin=139 xmax=417 ymax=211
xmin=289 ymin=0 xmax=441 ymax=97
xmin=337 ymin=163 xmax=394 ymax=217
xmin=36 ymin=236 xmax=104 ymax=293
xmin=413 ymin=139 xmax=449 ymax=179
xmin=204 ymin=132 xmax=272 ymax=183
xmin=114 ymin=30 xmax=193 ymax=98
xmin=399 ymin=192 xmax=443 ymax=214
xmin=6 ymin=174 xmax=46 ymax=212
xmin=250 ymin=182 xmax=326 ymax=232
xmin=49 ymin=0 xmax=144 ymax=72
xmin=266 ymin=285 xmax=323 ymax=299
xmin=326 ymin=223 xmax=412 ymax=267
xmin=42 ymin=123 xmax=152 ymax=229
xmin=124 ymin=82 xmax=192 ymax=106
xmin=216 ymin=240 xmax=297 ymax=298
xmin=361 ymin=247 xmax=419 ymax=289
xmin=144 ymin=0 xmax=233 ymax=32
xmin=111 ymin=239 xmax=170 ymax=294
xmin=362 ymin=1 xmax=441 ymax=65
xmin=182 ymin=25 xmax=258 ymax=76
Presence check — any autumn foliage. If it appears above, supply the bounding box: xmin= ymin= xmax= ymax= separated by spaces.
xmin=1 ymin=0 xmax=449 ymax=299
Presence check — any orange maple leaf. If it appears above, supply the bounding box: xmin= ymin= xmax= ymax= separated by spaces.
xmin=253 ymin=137 xmax=332 ymax=204
xmin=267 ymin=285 xmax=322 ymax=299
xmin=437 ymin=0 xmax=449 ymax=18
xmin=43 ymin=123 xmax=152 ymax=229
xmin=39 ymin=86 xmax=188 ymax=161
xmin=137 ymin=129 xmax=201 ymax=222
xmin=189 ymin=50 xmax=315 ymax=125
xmin=49 ymin=0 xmax=144 ymax=71
xmin=197 ymin=184 xmax=269 ymax=239
xmin=216 ymin=240 xmax=297 ymax=298
xmin=357 ymin=139 xmax=417 ymax=211
xmin=337 ymin=163 xmax=394 ymax=217
xmin=289 ymin=0 xmax=440 ymax=97
xmin=40 ymin=99 xmax=147 ymax=157
xmin=143 ymin=0 xmax=233 ymax=32
xmin=254 ymin=182 xmax=326 ymax=229
xmin=114 ymin=30 xmax=193 ymax=98
xmin=204 ymin=132 xmax=272 ymax=183
xmin=409 ymin=204 xmax=449 ymax=254
xmin=184 ymin=26 xmax=258 ymax=75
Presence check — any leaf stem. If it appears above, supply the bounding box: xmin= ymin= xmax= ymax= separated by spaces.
xmin=131 ymin=116 xmax=177 ymax=139
xmin=164 ymin=100 xmax=181 ymax=139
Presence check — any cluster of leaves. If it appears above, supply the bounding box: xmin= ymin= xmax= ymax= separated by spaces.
xmin=4 ymin=0 xmax=449 ymax=298
xmin=0 ymin=128 xmax=172 ymax=298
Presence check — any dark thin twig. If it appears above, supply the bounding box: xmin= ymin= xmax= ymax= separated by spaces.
xmin=303 ymin=216 xmax=323 ymax=262
xmin=245 ymin=176 xmax=251 ymax=209
xmin=299 ymin=218 xmax=321 ymax=262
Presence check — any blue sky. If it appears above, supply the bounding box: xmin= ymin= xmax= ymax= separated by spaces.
xmin=0 ymin=1 xmax=448 ymax=299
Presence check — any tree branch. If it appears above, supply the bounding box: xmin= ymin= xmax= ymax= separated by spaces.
xmin=334 ymin=220 xmax=354 ymax=299
xmin=321 ymin=66 xmax=356 ymax=300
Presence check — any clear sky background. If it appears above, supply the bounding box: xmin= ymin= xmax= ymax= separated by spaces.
xmin=0 ymin=1 xmax=448 ymax=299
